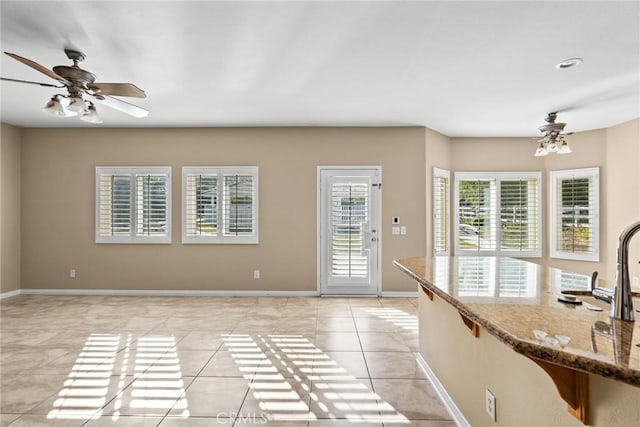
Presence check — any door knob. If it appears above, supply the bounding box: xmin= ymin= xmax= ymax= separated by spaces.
xmin=371 ymin=237 xmax=377 ymax=242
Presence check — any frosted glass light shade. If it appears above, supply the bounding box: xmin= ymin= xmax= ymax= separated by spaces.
xmin=557 ymin=141 xmax=572 ymax=154
xmin=534 ymin=145 xmax=549 ymax=157
xmin=67 ymin=96 xmax=86 ymax=113
xmin=80 ymin=104 xmax=103 ymax=124
xmin=42 ymin=97 xmax=70 ymax=117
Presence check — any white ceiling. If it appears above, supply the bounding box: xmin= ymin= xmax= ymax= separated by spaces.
xmin=1 ymin=1 xmax=638 ymax=137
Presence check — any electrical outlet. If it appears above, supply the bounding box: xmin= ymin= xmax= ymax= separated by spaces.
xmin=254 ymin=270 xmax=260 ymax=279
xmin=485 ymin=389 xmax=496 ymax=421
xmin=69 ymin=269 xmax=76 ymax=279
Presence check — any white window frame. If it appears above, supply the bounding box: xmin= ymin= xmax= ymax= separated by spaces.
xmin=454 ymin=171 xmax=542 ymax=258
xmin=182 ymin=166 xmax=259 ymax=244
xmin=433 ymin=167 xmax=451 ymax=255
xmin=549 ymin=167 xmax=599 ymax=262
xmin=95 ymin=166 xmax=172 ymax=244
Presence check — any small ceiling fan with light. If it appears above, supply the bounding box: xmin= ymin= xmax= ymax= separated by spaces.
xmin=534 ymin=112 xmax=573 ymax=156
xmin=1 ymin=48 xmax=148 ymax=124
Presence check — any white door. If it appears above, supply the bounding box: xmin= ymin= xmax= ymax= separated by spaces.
xmin=319 ymin=167 xmax=381 ymax=295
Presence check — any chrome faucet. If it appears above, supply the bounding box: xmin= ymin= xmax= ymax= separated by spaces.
xmin=611 ymin=221 xmax=640 ymax=322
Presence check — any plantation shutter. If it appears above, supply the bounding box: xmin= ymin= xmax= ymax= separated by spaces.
xmin=433 ymin=168 xmax=450 ymax=255
xmin=135 ymin=174 xmax=168 ymax=236
xmin=550 ymin=168 xmax=599 ymax=261
xmin=455 ymin=172 xmax=541 ymax=257
xmin=500 ymin=179 xmax=539 ymax=251
xmin=96 ymin=167 xmax=171 ymax=244
xmin=185 ymin=174 xmax=218 ymax=237
xmin=457 ymin=178 xmax=497 ymax=251
xmin=99 ymin=174 xmax=131 ymax=236
xmin=223 ymin=174 xmax=255 ymax=237
xmin=330 ymin=182 xmax=369 ymax=278
xmin=182 ymin=167 xmax=258 ymax=243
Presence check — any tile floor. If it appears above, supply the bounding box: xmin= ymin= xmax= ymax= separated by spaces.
xmin=0 ymin=296 xmax=454 ymax=426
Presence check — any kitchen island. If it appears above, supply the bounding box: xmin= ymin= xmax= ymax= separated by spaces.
xmin=394 ymin=256 xmax=640 ymax=426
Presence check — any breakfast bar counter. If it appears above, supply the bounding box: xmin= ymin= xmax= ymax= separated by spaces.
xmin=394 ymin=255 xmax=640 ymax=426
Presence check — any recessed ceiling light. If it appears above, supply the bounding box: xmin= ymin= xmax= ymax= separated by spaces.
xmin=556 ymin=58 xmax=583 ymax=69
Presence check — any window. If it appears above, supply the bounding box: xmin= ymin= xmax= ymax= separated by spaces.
xmin=182 ymin=167 xmax=258 ymax=244
xmin=433 ymin=168 xmax=450 ymax=255
xmin=96 ymin=167 xmax=171 ymax=244
xmin=454 ymin=172 xmax=541 ymax=257
xmin=550 ymin=167 xmax=599 ymax=261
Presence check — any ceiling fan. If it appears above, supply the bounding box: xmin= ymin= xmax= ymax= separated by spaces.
xmin=1 ymin=48 xmax=148 ymax=123
xmin=533 ymin=112 xmax=574 ymax=157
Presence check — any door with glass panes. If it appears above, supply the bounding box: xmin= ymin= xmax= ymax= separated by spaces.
xmin=319 ymin=168 xmax=381 ymax=295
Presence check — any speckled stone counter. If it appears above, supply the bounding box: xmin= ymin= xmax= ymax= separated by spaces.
xmin=393 ymin=256 xmax=640 ymax=388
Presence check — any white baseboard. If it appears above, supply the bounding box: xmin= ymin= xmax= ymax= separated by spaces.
xmin=0 ymin=289 xmax=21 ymax=300
xmin=380 ymin=291 xmax=419 ymax=297
xmin=5 ymin=289 xmax=416 ymax=298
xmin=19 ymin=289 xmax=318 ymax=297
xmin=417 ymin=354 xmax=470 ymax=427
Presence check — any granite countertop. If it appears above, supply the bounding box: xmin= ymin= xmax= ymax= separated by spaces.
xmin=394 ymin=255 xmax=640 ymax=388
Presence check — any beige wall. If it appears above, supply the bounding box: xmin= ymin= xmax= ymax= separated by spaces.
xmin=449 ymin=121 xmax=640 ymax=283
xmin=419 ymin=291 xmax=640 ymax=426
xmin=1 ymin=123 xmax=21 ymax=294
xmin=542 ymin=128 xmax=609 ymax=277
xmin=604 ymin=119 xmax=640 ymax=286
xmin=20 ymin=127 xmax=425 ymax=293
xmin=451 ymin=136 xmax=546 ymax=172
xmin=11 ymin=118 xmax=640 ymax=293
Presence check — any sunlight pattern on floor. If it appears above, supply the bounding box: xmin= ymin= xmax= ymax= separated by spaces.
xmin=46 ymin=333 xmax=188 ymax=421
xmin=47 ymin=333 xmax=121 ymax=419
xmin=223 ymin=333 xmax=410 ymax=423
xmin=366 ymin=307 xmax=419 ymax=332
xmin=116 ymin=335 xmax=188 ymax=418
xmin=222 ymin=333 xmax=311 ymax=421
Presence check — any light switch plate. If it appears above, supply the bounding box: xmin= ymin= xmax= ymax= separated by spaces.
xmin=392 ymin=226 xmax=400 ymax=235
xmin=400 ymin=226 xmax=407 ymax=235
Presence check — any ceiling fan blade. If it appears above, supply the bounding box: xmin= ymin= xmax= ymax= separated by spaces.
xmin=87 ymin=93 xmax=148 ymax=118
xmin=4 ymin=52 xmax=71 ymax=85
xmin=1 ymin=77 xmax=64 ymax=88
xmin=87 ymin=82 xmax=146 ymax=98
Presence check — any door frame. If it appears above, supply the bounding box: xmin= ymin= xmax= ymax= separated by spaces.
xmin=316 ymin=166 xmax=382 ymax=296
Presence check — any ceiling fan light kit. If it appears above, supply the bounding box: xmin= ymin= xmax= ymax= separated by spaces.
xmin=41 ymin=96 xmax=68 ymax=117
xmin=534 ymin=112 xmax=572 ymax=157
xmin=2 ymin=48 xmax=148 ymax=124
xmin=67 ymin=95 xmax=87 ymax=113
xmin=80 ymin=103 xmax=103 ymax=124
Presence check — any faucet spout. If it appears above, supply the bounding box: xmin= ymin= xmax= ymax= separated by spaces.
xmin=611 ymin=220 xmax=640 ymax=321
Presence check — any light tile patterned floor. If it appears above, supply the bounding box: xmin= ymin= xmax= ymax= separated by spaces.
xmin=0 ymin=296 xmax=455 ymax=426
